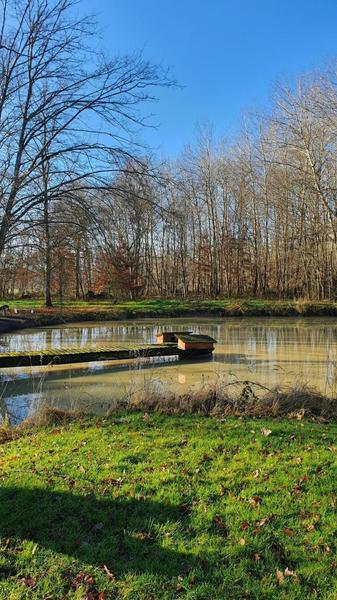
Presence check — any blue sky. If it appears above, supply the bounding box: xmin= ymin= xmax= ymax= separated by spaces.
xmin=82 ymin=0 xmax=337 ymax=157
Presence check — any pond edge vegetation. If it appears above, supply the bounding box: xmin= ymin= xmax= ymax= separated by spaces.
xmin=2 ymin=381 xmax=337 ymax=445
xmin=3 ymin=298 xmax=337 ymax=333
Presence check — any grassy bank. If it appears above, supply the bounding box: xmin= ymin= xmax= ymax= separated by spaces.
xmin=1 ymin=412 xmax=337 ymax=599
xmin=3 ymin=298 xmax=337 ymax=329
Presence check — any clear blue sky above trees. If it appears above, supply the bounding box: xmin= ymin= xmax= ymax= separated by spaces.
xmin=82 ymin=0 xmax=337 ymax=156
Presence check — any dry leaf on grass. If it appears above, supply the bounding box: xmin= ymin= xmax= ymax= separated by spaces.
xmin=276 ymin=569 xmax=284 ymax=585
xmin=283 ymin=527 xmax=295 ymax=537
xmin=248 ymin=495 xmax=262 ymax=507
xmin=261 ymin=428 xmax=272 ymax=436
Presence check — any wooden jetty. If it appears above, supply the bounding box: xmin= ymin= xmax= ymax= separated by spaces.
xmin=0 ymin=344 xmax=178 ymax=368
xmin=0 ymin=332 xmax=217 ymax=368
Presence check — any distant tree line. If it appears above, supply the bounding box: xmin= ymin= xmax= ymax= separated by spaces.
xmin=2 ymin=1 xmax=337 ymax=304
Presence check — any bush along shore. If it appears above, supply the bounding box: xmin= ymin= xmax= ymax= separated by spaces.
xmin=1 ymin=407 xmax=337 ymax=599
xmin=2 ymin=298 xmax=337 ymax=333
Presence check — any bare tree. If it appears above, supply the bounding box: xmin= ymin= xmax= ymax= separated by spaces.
xmin=0 ymin=0 xmax=170 ymax=267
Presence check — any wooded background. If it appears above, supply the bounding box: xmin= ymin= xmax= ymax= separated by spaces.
xmin=1 ymin=1 xmax=337 ymax=303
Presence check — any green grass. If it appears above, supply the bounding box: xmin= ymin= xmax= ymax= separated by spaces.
xmin=4 ymin=298 xmax=337 ymax=325
xmin=1 ymin=413 xmax=337 ymax=598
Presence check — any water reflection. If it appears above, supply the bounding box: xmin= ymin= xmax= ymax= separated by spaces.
xmin=1 ymin=317 xmax=337 ymax=422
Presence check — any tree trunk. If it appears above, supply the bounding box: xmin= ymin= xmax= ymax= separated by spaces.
xmin=44 ymin=197 xmax=53 ymax=308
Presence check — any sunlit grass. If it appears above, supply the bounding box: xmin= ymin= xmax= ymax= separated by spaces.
xmin=0 ymin=413 xmax=337 ymax=598
xmin=4 ymin=297 xmax=337 ymax=319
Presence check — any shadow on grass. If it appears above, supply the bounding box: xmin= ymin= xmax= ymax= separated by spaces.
xmin=0 ymin=487 xmax=196 ymax=576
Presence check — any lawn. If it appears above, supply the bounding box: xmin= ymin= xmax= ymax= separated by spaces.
xmin=4 ymin=298 xmax=337 ymax=325
xmin=0 ymin=413 xmax=337 ymax=599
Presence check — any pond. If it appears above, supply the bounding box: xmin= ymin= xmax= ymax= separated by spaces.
xmin=1 ymin=317 xmax=337 ymax=422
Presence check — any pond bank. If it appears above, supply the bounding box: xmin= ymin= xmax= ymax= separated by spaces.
xmin=0 ymin=411 xmax=336 ymax=599
xmin=0 ymin=316 xmax=33 ymax=334
xmin=2 ymin=298 xmax=337 ymax=334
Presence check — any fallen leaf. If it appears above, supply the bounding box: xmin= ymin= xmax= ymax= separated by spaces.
xmin=257 ymin=517 xmax=269 ymax=528
xmin=252 ymin=552 xmax=261 ymax=562
xmin=71 ymin=572 xmax=95 ymax=589
xmin=240 ymin=520 xmax=250 ymax=531
xmin=249 ymin=496 xmax=262 ymax=507
xmin=261 ymin=428 xmax=272 ymax=437
xmin=213 ymin=514 xmax=226 ymax=530
xmin=276 ymin=569 xmax=284 ymax=585
xmin=133 ymin=531 xmax=155 ymax=542
xmin=292 ymin=409 xmax=305 ymax=420
xmin=21 ymin=577 xmax=36 ymax=588
xmin=253 ymin=469 xmax=260 ymax=478
xmin=102 ymin=564 xmax=116 ymax=582
xmin=283 ymin=527 xmax=295 ymax=537
xmin=178 ymin=439 xmax=188 ymax=447
xmin=238 ymin=537 xmax=246 ymax=546
xmin=293 ymin=484 xmax=302 ymax=496
xmin=31 ymin=543 xmax=38 ymax=556
xmin=85 ymin=592 xmax=101 ymax=600
xmin=271 ymin=541 xmax=286 ymax=561
xmin=101 ymin=478 xmax=123 ymax=487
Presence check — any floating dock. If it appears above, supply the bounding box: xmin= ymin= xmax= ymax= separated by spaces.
xmin=0 ymin=344 xmax=178 ymax=368
xmin=0 ymin=333 xmax=217 ymax=368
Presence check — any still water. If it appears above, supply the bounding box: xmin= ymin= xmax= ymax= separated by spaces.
xmin=1 ymin=317 xmax=337 ymax=422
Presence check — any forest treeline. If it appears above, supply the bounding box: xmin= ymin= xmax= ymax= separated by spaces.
xmin=1 ymin=1 xmax=337 ymax=304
